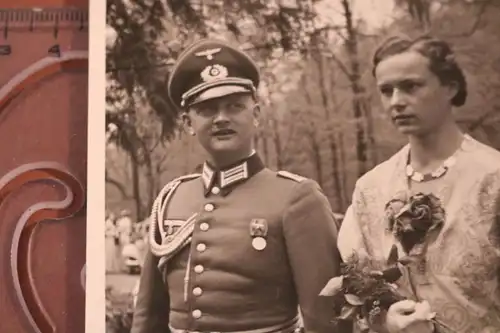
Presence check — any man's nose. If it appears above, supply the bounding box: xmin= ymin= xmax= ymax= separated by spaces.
xmin=390 ymin=89 xmax=407 ymax=112
xmin=213 ymin=108 xmax=230 ymax=123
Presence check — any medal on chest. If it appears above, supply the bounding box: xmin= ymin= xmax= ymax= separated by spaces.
xmin=250 ymin=218 xmax=268 ymax=251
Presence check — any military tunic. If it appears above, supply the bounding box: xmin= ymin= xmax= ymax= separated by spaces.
xmin=131 ymin=154 xmax=343 ymax=333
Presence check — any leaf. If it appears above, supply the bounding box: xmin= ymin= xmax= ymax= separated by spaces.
xmin=409 ymin=242 xmax=427 ymax=256
xmin=339 ymin=305 xmax=358 ymax=320
xmin=368 ymin=270 xmax=384 ymax=279
xmin=398 ymin=255 xmax=419 ymax=266
xmin=387 ymin=244 xmax=399 ymax=266
xmin=345 ymin=293 xmax=364 ymax=306
xmin=381 ymin=266 xmax=403 ymax=283
xmin=395 ymin=203 xmax=412 ymax=218
xmin=319 ymin=276 xmax=344 ymax=296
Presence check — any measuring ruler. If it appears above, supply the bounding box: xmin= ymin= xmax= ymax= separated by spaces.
xmin=0 ymin=8 xmax=88 ymax=36
xmin=0 ymin=8 xmax=88 ymax=55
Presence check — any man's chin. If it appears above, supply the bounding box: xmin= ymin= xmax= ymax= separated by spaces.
xmin=208 ymin=138 xmax=240 ymax=151
xmin=207 ymin=143 xmax=241 ymax=155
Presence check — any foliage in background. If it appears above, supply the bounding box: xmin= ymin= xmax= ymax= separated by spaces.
xmin=106 ymin=286 xmax=134 ymax=333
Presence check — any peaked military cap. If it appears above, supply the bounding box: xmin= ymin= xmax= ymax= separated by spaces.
xmin=167 ymin=39 xmax=260 ymax=109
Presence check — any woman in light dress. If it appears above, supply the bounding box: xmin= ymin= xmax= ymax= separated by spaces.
xmin=338 ymin=34 xmax=500 ymax=332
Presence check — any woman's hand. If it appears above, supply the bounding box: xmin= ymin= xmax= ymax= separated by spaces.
xmin=385 ymin=300 xmax=435 ymax=333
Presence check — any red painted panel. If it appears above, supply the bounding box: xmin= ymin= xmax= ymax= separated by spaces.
xmin=0 ymin=5 xmax=89 ymax=333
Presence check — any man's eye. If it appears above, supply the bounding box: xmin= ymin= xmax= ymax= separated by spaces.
xmin=224 ymin=103 xmax=245 ymax=112
xmin=195 ymin=108 xmax=214 ymax=116
xmin=379 ymin=86 xmax=393 ymax=96
xmin=229 ymin=102 xmax=244 ymax=109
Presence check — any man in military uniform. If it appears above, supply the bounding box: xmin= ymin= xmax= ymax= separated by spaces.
xmin=131 ymin=39 xmax=344 ymax=333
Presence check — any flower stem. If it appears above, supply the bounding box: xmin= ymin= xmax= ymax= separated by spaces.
xmin=432 ymin=318 xmax=456 ymax=332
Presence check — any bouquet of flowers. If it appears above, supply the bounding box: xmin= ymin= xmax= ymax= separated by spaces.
xmin=320 ymin=251 xmax=406 ymax=331
xmin=320 ymin=192 xmax=452 ymax=332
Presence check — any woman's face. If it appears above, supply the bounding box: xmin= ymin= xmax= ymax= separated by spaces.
xmin=375 ymin=51 xmax=458 ymax=137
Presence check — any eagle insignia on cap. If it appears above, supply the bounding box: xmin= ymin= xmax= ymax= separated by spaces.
xmin=200 ymin=64 xmax=228 ymax=82
xmin=195 ymin=48 xmax=221 ymax=60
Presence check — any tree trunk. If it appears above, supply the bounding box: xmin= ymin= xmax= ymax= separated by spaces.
xmin=341 ymin=0 xmax=369 ymax=177
xmin=311 ymin=41 xmax=343 ymax=211
xmin=303 ymin=78 xmax=324 ymax=187
xmin=129 ymin=150 xmax=144 ymax=221
xmin=269 ymin=112 xmax=284 ymax=170
xmin=310 ymin=133 xmax=323 ymax=186
xmin=139 ymin=142 xmax=155 ymax=219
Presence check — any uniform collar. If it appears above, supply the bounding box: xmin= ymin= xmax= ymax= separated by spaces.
xmin=201 ymin=150 xmax=264 ymax=196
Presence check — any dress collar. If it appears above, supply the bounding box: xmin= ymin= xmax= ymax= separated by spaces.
xmin=201 ymin=150 xmax=264 ymax=196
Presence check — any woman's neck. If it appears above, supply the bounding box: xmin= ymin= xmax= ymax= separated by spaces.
xmin=408 ymin=122 xmax=464 ymax=171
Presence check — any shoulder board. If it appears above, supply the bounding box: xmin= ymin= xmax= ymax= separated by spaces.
xmin=175 ymin=173 xmax=201 ymax=182
xmin=166 ymin=173 xmax=200 ymax=187
xmin=157 ymin=173 xmax=201 ymax=196
xmin=277 ymin=170 xmax=307 ymax=183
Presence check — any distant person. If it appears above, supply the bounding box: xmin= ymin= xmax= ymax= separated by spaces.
xmin=116 ymin=209 xmax=133 ymax=271
xmin=105 ymin=211 xmax=119 ymax=273
xmin=338 ymin=34 xmax=500 ymax=332
xmin=131 ymin=39 xmax=343 ymax=333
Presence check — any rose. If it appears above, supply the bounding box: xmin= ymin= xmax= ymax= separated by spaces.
xmin=407 ymin=193 xmax=443 ymax=231
xmin=386 ymin=193 xmax=445 ymax=254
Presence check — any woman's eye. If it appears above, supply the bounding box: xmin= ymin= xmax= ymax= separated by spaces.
xmin=400 ymin=81 xmax=420 ymax=93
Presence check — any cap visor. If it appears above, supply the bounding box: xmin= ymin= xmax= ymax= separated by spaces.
xmin=190 ymin=85 xmax=252 ymax=105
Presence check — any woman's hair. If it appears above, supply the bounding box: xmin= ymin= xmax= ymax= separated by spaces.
xmin=372 ymin=34 xmax=467 ymax=107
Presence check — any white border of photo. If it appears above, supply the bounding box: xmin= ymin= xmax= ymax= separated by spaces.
xmin=86 ymin=0 xmax=106 ymax=332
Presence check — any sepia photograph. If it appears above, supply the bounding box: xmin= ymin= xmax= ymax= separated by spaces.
xmin=104 ymin=0 xmax=500 ymax=332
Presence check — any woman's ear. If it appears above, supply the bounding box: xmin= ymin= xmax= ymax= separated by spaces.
xmin=446 ymin=81 xmax=459 ymax=103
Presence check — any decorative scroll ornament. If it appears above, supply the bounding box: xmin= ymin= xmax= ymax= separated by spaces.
xmin=0 ymin=50 xmax=88 ymax=109
xmin=0 ymin=162 xmax=85 ymax=333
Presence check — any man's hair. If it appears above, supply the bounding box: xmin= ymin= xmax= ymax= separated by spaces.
xmin=372 ymin=34 xmax=467 ymax=107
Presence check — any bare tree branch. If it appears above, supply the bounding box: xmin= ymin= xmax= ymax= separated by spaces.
xmin=445 ymin=0 xmax=492 ymax=38
xmin=326 ymin=53 xmax=352 ymax=78
xmin=105 ymin=170 xmax=131 ymax=199
xmin=468 ymin=107 xmax=500 ymax=131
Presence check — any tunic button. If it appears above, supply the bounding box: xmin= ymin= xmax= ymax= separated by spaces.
xmin=193 ymin=287 xmax=203 ymax=296
xmin=194 ymin=265 xmax=204 ymax=273
xmin=192 ymin=309 xmax=202 ymax=319
xmin=204 ymin=203 xmax=214 ymax=212
xmin=196 ymin=243 xmax=207 ymax=252
xmin=200 ymin=222 xmax=209 ymax=231
xmin=211 ymin=187 xmax=220 ymax=195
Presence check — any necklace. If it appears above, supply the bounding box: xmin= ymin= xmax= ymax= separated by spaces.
xmin=406 ymin=154 xmax=458 ymax=182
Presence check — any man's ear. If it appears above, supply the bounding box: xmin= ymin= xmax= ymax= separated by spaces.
xmin=181 ymin=111 xmax=194 ymax=134
xmin=252 ymin=103 xmax=261 ymax=125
